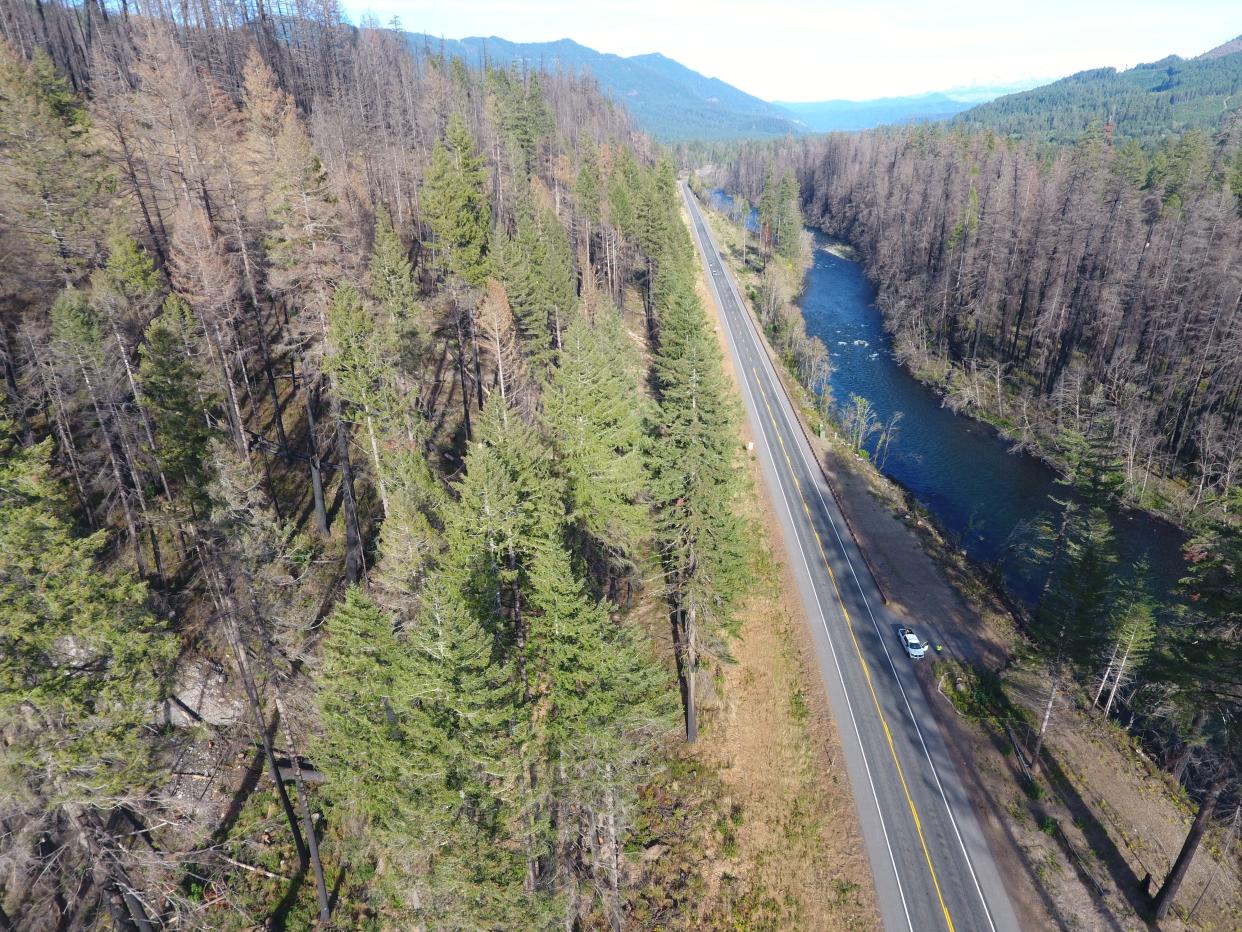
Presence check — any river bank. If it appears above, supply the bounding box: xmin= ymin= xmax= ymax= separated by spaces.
xmin=700 ymin=186 xmax=1186 ymax=605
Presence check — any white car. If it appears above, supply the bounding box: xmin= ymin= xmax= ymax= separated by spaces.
xmin=898 ymin=627 xmax=927 ymax=660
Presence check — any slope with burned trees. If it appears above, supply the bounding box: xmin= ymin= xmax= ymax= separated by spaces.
xmin=0 ymin=2 xmax=764 ymax=927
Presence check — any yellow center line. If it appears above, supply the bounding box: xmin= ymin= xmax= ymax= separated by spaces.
xmin=753 ymin=366 xmax=955 ymax=932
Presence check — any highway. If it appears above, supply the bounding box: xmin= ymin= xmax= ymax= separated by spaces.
xmin=682 ymin=183 xmax=1021 ymax=932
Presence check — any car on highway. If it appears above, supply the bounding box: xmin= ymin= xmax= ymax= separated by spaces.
xmin=898 ymin=627 xmax=927 ymax=659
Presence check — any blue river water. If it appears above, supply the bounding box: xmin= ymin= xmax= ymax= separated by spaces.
xmin=708 ymin=189 xmax=1186 ymax=605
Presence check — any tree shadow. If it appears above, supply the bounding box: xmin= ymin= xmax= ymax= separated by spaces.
xmin=270 ymin=866 xmax=307 ymax=930
xmin=1031 ymin=736 xmax=1156 ymax=927
xmin=205 ymin=743 xmax=265 ymax=851
xmin=935 ymin=693 xmax=1086 ymax=930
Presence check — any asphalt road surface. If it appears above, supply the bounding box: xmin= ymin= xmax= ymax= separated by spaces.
xmin=682 ymin=183 xmax=1021 ymax=932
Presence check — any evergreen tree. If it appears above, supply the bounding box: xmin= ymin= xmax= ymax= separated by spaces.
xmin=489 ymin=67 xmax=552 ymax=181
xmin=493 ymin=197 xmax=576 ymax=369
xmin=0 ymin=421 xmax=172 ymax=802
xmin=138 ymin=294 xmax=216 ymax=509
xmin=541 ymin=312 xmax=650 ymax=569
xmin=0 ymin=420 xmax=172 ymax=926
xmin=525 ymin=542 xmax=675 ymax=921
xmin=1028 ymin=429 xmax=1122 ymax=767
xmin=423 ymin=114 xmax=491 ymax=287
xmin=264 ymin=107 xmax=342 ymax=332
xmin=1148 ymin=519 xmax=1242 ymax=918
xmin=774 ymin=169 xmax=803 ymax=259
xmin=0 ymin=44 xmax=106 ymax=284
xmin=757 ymin=166 xmax=779 ymax=261
xmin=647 ymin=249 xmax=751 ymax=742
xmin=1094 ymin=587 xmax=1156 ymax=716
xmin=326 ymin=283 xmax=396 ymax=513
xmin=407 ymin=574 xmax=536 ymax=926
xmin=369 ymin=205 xmax=419 ymax=322
xmin=316 ymin=587 xmax=455 ymax=910
xmin=576 ymin=141 xmax=603 ymax=229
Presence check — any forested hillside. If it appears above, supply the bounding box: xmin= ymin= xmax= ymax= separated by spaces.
xmin=0 ymin=2 xmax=762 ymax=927
xmin=954 ymin=38 xmax=1242 ymax=147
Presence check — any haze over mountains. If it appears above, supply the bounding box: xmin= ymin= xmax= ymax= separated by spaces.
xmin=407 ymin=32 xmax=1028 ymax=139
xmin=411 ymin=31 xmax=1242 ymax=144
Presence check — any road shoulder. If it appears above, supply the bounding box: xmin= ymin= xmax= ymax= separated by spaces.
xmin=683 ymin=203 xmax=882 ymax=929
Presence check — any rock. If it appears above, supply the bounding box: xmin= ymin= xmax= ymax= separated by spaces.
xmin=164 ymin=659 xmax=246 ymax=727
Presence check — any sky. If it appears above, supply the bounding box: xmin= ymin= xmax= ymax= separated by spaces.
xmin=339 ymin=0 xmax=1239 ymax=101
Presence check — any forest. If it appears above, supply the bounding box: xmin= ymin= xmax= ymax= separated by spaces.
xmin=0 ymin=1 xmax=758 ymax=928
xmin=953 ymin=42 xmax=1242 ymax=148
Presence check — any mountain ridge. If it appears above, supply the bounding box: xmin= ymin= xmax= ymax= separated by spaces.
xmin=953 ymin=39 xmax=1242 ymax=145
xmin=405 ymin=32 xmax=797 ymax=140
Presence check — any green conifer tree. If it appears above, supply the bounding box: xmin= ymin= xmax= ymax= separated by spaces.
xmin=647 ymin=249 xmax=751 ymax=743
xmin=0 ymin=421 xmax=172 ymax=803
xmin=493 ymin=198 xmax=576 ymax=368
xmin=540 ymin=312 xmax=650 ymax=569
xmin=138 ymin=295 xmax=217 ymax=509
xmin=423 ymin=114 xmax=491 ymax=286
xmin=0 ymin=44 xmax=107 ymax=284
xmin=0 ymin=420 xmax=172 ymax=926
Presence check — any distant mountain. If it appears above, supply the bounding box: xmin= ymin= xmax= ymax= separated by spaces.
xmin=775 ymin=93 xmax=973 ymax=132
xmin=1200 ymin=34 xmax=1242 ymax=60
xmin=953 ymin=36 xmax=1242 ymax=146
xmin=406 ymin=33 xmax=798 ymax=141
xmin=771 ymin=81 xmax=1045 ymax=133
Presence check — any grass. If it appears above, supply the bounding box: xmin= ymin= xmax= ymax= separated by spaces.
xmin=939 ymin=659 xmax=1029 ymax=730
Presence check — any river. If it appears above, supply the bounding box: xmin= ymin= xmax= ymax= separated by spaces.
xmin=708 ymin=189 xmax=1186 ymax=605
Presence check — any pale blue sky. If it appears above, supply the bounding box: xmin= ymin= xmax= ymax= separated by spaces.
xmin=340 ymin=0 xmax=1239 ymax=101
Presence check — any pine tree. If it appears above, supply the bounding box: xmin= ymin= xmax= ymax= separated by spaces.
xmin=576 ymin=142 xmax=603 ymax=229
xmin=493 ymin=198 xmax=576 ymax=369
xmin=316 ymin=587 xmax=453 ymax=907
xmin=525 ymin=542 xmax=674 ymax=921
xmin=1028 ymin=429 xmax=1122 ymax=768
xmin=1095 ymin=590 xmax=1156 ymax=716
xmin=48 ymin=286 xmax=153 ymax=573
xmin=0 ymin=43 xmax=107 ymax=285
xmin=423 ymin=114 xmax=491 ymax=287
xmin=758 ymin=166 xmax=779 ymax=262
xmin=647 ymin=250 xmax=751 ymax=743
xmin=774 ymin=169 xmax=803 ymax=260
xmin=0 ymin=420 xmax=172 ymax=926
xmin=138 ymin=295 xmax=216 ymax=509
xmin=326 ymin=283 xmax=396 ymax=513
xmin=369 ymin=205 xmax=419 ymax=323
xmin=1146 ymin=520 xmax=1242 ymax=918
xmin=540 ymin=312 xmax=650 ymax=571
xmin=407 ymin=574 xmax=536 ymax=925
xmin=265 ymin=107 xmax=343 ymax=336
xmin=0 ymin=420 xmax=172 ymax=800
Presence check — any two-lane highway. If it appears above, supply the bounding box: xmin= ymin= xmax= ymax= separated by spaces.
xmin=682 ymin=183 xmax=1020 ymax=932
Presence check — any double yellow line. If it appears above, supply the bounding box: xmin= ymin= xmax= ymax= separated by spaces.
xmin=751 ymin=368 xmax=956 ymax=932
